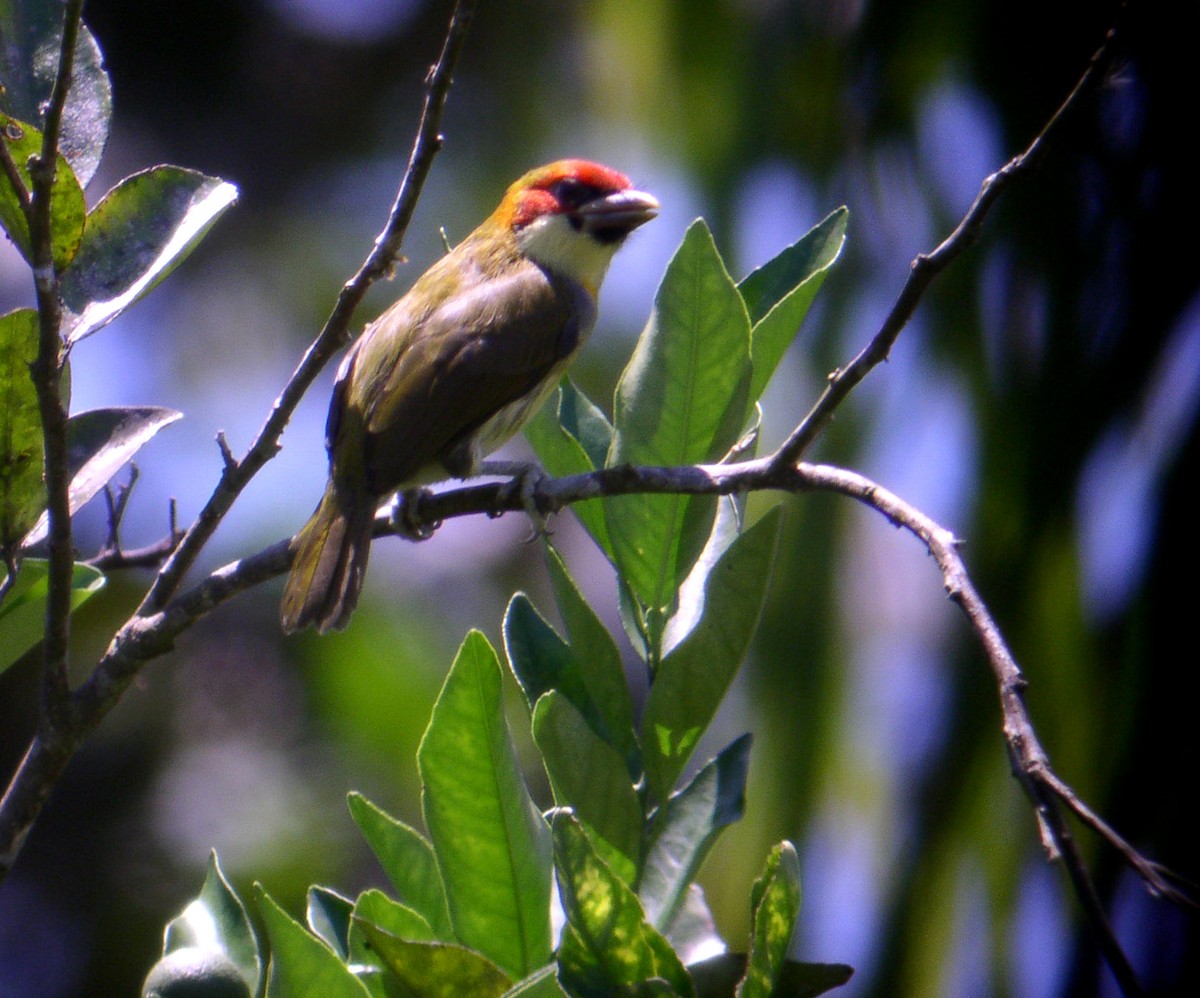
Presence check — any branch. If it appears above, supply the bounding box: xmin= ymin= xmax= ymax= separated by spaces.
xmin=0 ymin=0 xmax=477 ymax=886
xmin=136 ymin=0 xmax=476 ymax=616
xmin=769 ymin=17 xmax=1122 ymax=471
xmin=26 ymin=0 xmax=88 ymax=728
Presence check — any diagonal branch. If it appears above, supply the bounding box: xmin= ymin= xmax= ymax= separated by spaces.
xmin=0 ymin=0 xmax=477 ymax=887
xmin=769 ymin=16 xmax=1123 ymax=472
xmin=136 ymin=0 xmax=477 ymax=616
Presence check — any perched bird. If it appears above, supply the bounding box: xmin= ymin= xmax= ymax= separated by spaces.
xmin=281 ymin=160 xmax=658 ymax=633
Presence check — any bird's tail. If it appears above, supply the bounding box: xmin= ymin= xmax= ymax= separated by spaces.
xmin=280 ymin=481 xmax=375 ymax=634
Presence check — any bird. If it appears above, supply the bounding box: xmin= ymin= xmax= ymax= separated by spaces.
xmin=280 ymin=159 xmax=659 ymax=633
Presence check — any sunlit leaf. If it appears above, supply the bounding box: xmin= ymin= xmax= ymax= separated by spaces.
xmin=642 ymin=509 xmax=780 ymax=803
xmin=346 ymin=792 xmax=453 ymax=939
xmin=149 ymin=853 xmax=261 ymax=996
xmin=21 ymin=406 xmax=183 ymax=548
xmin=62 ymin=166 xmax=239 ymax=342
xmin=553 ymin=811 xmax=695 ymax=998
xmin=532 ymin=692 xmax=642 ymax=883
xmin=306 ymin=886 xmax=353 ymax=960
xmin=255 ymin=885 xmax=371 ymax=998
xmin=418 ymin=631 xmax=553 ymax=978
xmin=524 ymin=381 xmax=613 ymax=556
xmin=0 ymin=559 xmax=104 ymax=673
xmin=735 ymin=842 xmax=802 ymax=998
xmin=0 ymin=114 xmax=86 ymax=269
xmin=0 ymin=309 xmax=44 ymax=551
xmin=354 ymin=920 xmax=513 ymax=998
xmin=0 ymin=3 xmax=112 ymax=187
xmin=607 ymin=220 xmax=752 ymax=629
xmin=739 ymin=208 xmax=848 ymax=402
xmin=639 ymin=735 xmax=751 ymax=931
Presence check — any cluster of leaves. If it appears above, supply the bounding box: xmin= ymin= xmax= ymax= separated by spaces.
xmin=143 ymin=211 xmax=852 ymax=997
xmin=0 ymin=0 xmax=236 ymax=667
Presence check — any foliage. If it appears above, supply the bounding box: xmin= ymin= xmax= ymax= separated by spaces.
xmin=138 ymin=203 xmax=853 ymax=996
xmin=0 ymin=0 xmax=234 ymax=645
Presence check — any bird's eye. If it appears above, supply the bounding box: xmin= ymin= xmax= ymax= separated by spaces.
xmin=550 ymin=178 xmax=601 ymax=208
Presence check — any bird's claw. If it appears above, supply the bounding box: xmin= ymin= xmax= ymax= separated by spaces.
xmin=483 ymin=461 xmax=554 ymax=542
xmin=390 ymin=487 xmax=439 ymax=541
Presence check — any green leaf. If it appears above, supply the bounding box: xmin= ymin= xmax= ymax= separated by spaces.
xmin=0 ymin=559 xmax=104 ymax=673
xmin=553 ymin=811 xmax=695 ymax=998
xmin=161 ymin=852 xmax=261 ymax=996
xmin=307 ymin=887 xmax=354 ymax=960
xmin=661 ymin=885 xmax=725 ymax=967
xmin=735 ymin=842 xmax=802 ymax=998
xmin=504 ymin=593 xmax=578 ymax=707
xmin=354 ymin=920 xmax=513 ymax=998
xmin=0 ymin=114 xmax=86 ymax=270
xmin=642 ymin=509 xmax=780 ymax=803
xmin=352 ymin=888 xmax=436 ymax=943
xmin=524 ymin=381 xmax=613 ymax=556
xmin=544 ymin=545 xmax=638 ymax=768
xmin=418 ymin=631 xmax=553 ymax=978
xmin=346 ymin=792 xmax=453 ymax=939
xmin=255 ymin=886 xmax=371 ymax=998
xmin=61 ymin=166 xmax=238 ymax=342
xmin=607 ymin=219 xmax=752 ymax=629
xmin=739 ymin=208 xmax=848 ymax=402
xmin=0 ymin=309 xmax=44 ymax=551
xmin=640 ymin=735 xmax=751 ymax=932
xmin=532 ymin=693 xmax=642 ymax=883
xmin=21 ymin=406 xmax=183 ymax=547
xmin=0 ymin=4 xmax=112 ymax=187
xmin=690 ymin=955 xmax=852 ymax=997
xmin=502 ymin=964 xmax=569 ymax=997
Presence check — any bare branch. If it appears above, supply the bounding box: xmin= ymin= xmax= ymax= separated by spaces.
xmin=132 ymin=0 xmax=476 ymax=619
xmin=0 ymin=0 xmax=477 ymax=887
xmin=770 ymin=18 xmax=1122 ymax=471
xmin=26 ymin=0 xmax=89 ymax=729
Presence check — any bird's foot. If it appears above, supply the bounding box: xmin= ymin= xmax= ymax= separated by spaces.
xmin=390 ymin=487 xmax=439 ymax=541
xmin=481 ymin=461 xmax=554 ymax=542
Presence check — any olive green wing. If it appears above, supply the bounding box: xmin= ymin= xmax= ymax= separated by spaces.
xmin=352 ymin=263 xmax=595 ymax=494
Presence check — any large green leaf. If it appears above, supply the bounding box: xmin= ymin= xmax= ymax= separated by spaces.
xmin=544 ymin=545 xmax=638 ymax=766
xmin=21 ymin=406 xmax=183 ymax=548
xmin=607 ymin=220 xmax=752 ymax=624
xmin=346 ymin=792 xmax=453 ymax=939
xmin=0 ymin=558 xmax=104 ymax=673
xmin=524 ymin=381 xmax=614 ymax=557
xmin=0 ymin=309 xmax=44 ymax=551
xmin=639 ymin=735 xmax=751 ymax=932
xmin=739 ymin=208 xmax=848 ymax=402
xmin=532 ymin=692 xmax=642 ymax=883
xmin=418 ymin=631 xmax=552 ymax=978
xmin=0 ymin=2 xmax=112 ymax=187
xmin=161 ymin=852 xmax=261 ymax=997
xmin=736 ymin=842 xmax=803 ymax=998
xmin=354 ymin=920 xmax=513 ymax=998
xmin=61 ymin=166 xmax=239 ymax=342
xmin=553 ymin=811 xmax=695 ymax=998
xmin=642 ymin=509 xmax=780 ymax=803
xmin=502 ymin=965 xmax=568 ymax=997
xmin=0 ymin=113 xmax=85 ymax=270
xmin=255 ymin=886 xmax=371 ymax=998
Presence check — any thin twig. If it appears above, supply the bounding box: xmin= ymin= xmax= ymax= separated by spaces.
xmin=0 ymin=0 xmax=477 ymax=886
xmin=770 ymin=19 xmax=1122 ymax=471
xmin=135 ymin=0 xmax=476 ymax=617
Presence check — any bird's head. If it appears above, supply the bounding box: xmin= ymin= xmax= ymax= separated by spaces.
xmin=492 ymin=159 xmax=659 ymax=294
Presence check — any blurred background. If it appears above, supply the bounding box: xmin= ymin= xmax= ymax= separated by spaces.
xmin=1 ymin=0 xmax=1195 ymax=995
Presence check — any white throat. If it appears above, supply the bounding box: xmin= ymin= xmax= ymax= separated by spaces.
xmin=515 ymin=213 xmax=619 ymax=295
